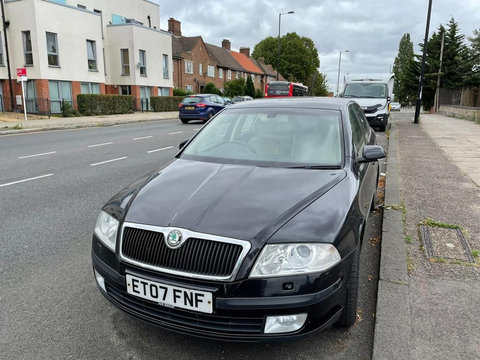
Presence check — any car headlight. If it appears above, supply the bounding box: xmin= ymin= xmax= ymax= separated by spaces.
xmin=249 ymin=243 xmax=341 ymax=278
xmin=94 ymin=211 xmax=119 ymax=252
xmin=376 ymin=103 xmax=386 ymax=111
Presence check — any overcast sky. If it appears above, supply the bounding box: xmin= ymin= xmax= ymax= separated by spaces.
xmin=154 ymin=0 xmax=480 ymax=92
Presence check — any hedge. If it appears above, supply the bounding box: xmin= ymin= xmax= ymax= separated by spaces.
xmin=150 ymin=96 xmax=184 ymax=112
xmin=77 ymin=94 xmax=135 ymax=116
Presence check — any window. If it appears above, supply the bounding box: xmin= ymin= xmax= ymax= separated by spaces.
xmin=227 ymin=69 xmax=232 ymax=80
xmin=139 ymin=49 xmax=146 ymax=76
xmin=158 ymin=87 xmax=170 ymax=96
xmin=121 ymin=49 xmax=130 ymax=75
xmin=162 ymin=54 xmax=169 ymax=79
xmin=199 ymin=63 xmax=203 ymax=75
xmin=186 ymin=85 xmax=193 ymax=92
xmin=22 ymin=31 xmax=33 ymax=65
xmin=49 ymin=80 xmax=72 ymax=113
xmin=86 ymin=40 xmax=97 ymax=70
xmin=207 ymin=65 xmax=215 ymax=77
xmin=46 ymin=32 xmax=59 ymax=66
xmin=185 ymin=60 xmax=193 ymax=74
xmin=219 ymin=68 xmax=223 ymax=79
xmin=0 ymin=33 xmax=3 ymax=65
xmin=251 ymin=74 xmax=255 ymax=82
xmin=81 ymin=82 xmax=100 ymax=94
xmin=119 ymin=85 xmax=131 ymax=95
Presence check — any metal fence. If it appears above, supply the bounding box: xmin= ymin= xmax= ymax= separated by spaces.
xmin=25 ymin=98 xmax=52 ymax=117
xmin=439 ymin=87 xmax=480 ymax=108
xmin=139 ymin=98 xmax=150 ymax=112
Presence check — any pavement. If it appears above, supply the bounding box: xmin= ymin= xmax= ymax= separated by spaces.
xmin=373 ymin=112 xmax=480 ymax=360
xmin=0 ymin=111 xmax=179 ymax=135
xmin=2 ymin=110 xmax=479 ymax=359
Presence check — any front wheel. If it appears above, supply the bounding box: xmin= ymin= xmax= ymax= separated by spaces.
xmin=337 ymin=248 xmax=360 ymax=327
xmin=203 ymin=111 xmax=214 ymax=124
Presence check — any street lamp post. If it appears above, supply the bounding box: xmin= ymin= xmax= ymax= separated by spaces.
xmin=336 ymin=50 xmax=349 ymax=95
xmin=277 ymin=10 xmax=294 ymax=80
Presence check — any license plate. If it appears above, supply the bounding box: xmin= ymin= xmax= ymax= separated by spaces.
xmin=185 ymin=106 xmax=194 ymax=110
xmin=126 ymin=274 xmax=213 ymax=314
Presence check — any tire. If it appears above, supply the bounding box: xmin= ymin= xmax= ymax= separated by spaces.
xmin=203 ymin=111 xmax=213 ymax=124
xmin=337 ymin=247 xmax=360 ymax=327
xmin=378 ymin=124 xmax=386 ymax=132
xmin=180 ymin=118 xmax=189 ymax=124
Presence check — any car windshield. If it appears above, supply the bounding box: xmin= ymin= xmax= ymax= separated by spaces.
xmin=344 ymin=83 xmax=387 ymax=99
xmin=232 ymin=97 xmax=245 ymax=102
xmin=180 ymin=108 xmax=343 ymax=168
xmin=182 ymin=96 xmax=203 ymax=104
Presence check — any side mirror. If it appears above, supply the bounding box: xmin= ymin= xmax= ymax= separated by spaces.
xmin=358 ymin=145 xmax=386 ymax=163
xmin=179 ymin=139 xmax=189 ymax=150
xmin=387 ymin=96 xmax=391 ymax=102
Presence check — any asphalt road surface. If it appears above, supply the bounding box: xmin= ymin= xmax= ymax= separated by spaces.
xmin=0 ymin=118 xmax=386 ymax=360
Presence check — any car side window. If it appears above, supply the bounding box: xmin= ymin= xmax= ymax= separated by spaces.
xmin=216 ymin=96 xmax=225 ymax=104
xmin=348 ymin=104 xmax=365 ymax=156
xmin=354 ymin=104 xmax=370 ymax=143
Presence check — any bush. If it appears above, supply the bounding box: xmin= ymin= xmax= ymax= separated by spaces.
xmin=203 ymin=82 xmax=221 ymax=95
xmin=150 ymin=96 xmax=185 ymax=112
xmin=173 ymin=88 xmax=194 ymax=96
xmin=224 ymin=78 xmax=246 ymax=97
xmin=61 ymin=101 xmax=80 ymax=117
xmin=254 ymin=89 xmax=264 ymax=98
xmin=245 ymin=76 xmax=255 ymax=97
xmin=77 ymin=94 xmax=135 ymax=116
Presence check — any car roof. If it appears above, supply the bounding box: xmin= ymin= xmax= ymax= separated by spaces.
xmin=227 ymin=97 xmax=351 ymax=110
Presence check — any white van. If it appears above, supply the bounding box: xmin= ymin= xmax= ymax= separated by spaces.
xmin=342 ymin=73 xmax=394 ymax=131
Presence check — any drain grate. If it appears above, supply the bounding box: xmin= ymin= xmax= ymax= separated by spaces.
xmin=420 ymin=226 xmax=475 ymax=262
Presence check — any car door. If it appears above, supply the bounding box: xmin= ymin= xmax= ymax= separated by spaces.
xmin=213 ymin=95 xmax=225 ymax=112
xmin=348 ymin=103 xmax=373 ymax=218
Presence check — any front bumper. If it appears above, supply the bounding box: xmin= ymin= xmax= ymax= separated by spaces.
xmin=92 ymin=236 xmax=353 ymax=342
xmin=366 ymin=113 xmax=389 ymax=127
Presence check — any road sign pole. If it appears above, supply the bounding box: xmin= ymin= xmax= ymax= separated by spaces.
xmin=21 ymin=79 xmax=27 ymax=121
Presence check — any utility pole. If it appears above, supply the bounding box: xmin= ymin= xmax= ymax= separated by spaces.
xmin=277 ymin=10 xmax=294 ymax=81
xmin=434 ymin=32 xmax=445 ymax=113
xmin=414 ymin=0 xmax=433 ymax=124
xmin=1 ymin=0 xmax=15 ymax=112
xmin=336 ymin=50 xmax=349 ymax=95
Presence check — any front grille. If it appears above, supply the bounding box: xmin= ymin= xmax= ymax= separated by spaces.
xmin=106 ymin=283 xmax=264 ymax=334
xmin=121 ymin=227 xmax=243 ymax=278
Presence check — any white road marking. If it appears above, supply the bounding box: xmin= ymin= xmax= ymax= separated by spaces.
xmin=88 ymin=142 xmax=113 ymax=148
xmin=169 ymin=131 xmax=183 ymax=135
xmin=133 ymin=136 xmax=153 ymax=140
xmin=147 ymin=146 xmax=174 ymax=153
xmin=90 ymin=157 xmax=127 ymax=166
xmin=194 ymin=128 xmax=201 ymax=131
xmin=0 ymin=174 xmax=54 ymax=188
xmin=18 ymin=151 xmax=57 ymax=159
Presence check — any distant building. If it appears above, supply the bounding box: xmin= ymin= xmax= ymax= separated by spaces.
xmin=168 ymin=18 xmax=283 ymax=95
xmin=0 ymin=0 xmax=173 ymax=113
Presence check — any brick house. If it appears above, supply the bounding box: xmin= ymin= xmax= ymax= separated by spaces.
xmin=168 ymin=18 xmax=282 ymax=95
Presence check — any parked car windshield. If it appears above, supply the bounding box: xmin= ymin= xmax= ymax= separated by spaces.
xmin=232 ymin=96 xmax=245 ymax=102
xmin=343 ymin=83 xmax=388 ymax=99
xmin=182 ymin=96 xmax=203 ymax=104
xmin=180 ymin=108 xmax=343 ymax=168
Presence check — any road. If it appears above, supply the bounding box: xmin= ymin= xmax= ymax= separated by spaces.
xmin=0 ymin=119 xmax=386 ymax=360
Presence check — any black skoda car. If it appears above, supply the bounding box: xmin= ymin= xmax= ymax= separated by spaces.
xmin=92 ymin=98 xmax=385 ymax=341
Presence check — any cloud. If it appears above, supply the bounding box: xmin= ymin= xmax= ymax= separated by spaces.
xmin=156 ymin=0 xmax=480 ymax=92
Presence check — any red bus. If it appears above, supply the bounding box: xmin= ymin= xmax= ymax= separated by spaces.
xmin=265 ymin=81 xmax=309 ymax=98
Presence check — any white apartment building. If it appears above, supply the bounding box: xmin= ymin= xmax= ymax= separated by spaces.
xmin=0 ymin=0 xmax=173 ymax=113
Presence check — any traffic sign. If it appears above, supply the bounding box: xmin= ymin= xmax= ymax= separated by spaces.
xmin=16 ymin=68 xmax=27 ymax=82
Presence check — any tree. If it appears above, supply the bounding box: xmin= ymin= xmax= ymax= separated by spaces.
xmin=392 ymin=33 xmax=416 ymax=104
xmin=245 ymin=76 xmax=255 ymax=97
xmin=203 ymin=82 xmax=221 ymax=95
xmin=441 ymin=18 xmax=470 ymax=88
xmin=466 ymin=29 xmax=480 ymax=85
xmin=223 ymin=78 xmax=246 ymax=97
xmin=309 ymin=71 xmax=329 ymax=96
xmin=252 ymin=33 xmax=321 ymax=86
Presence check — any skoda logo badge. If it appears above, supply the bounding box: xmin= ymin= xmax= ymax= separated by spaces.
xmin=166 ymin=229 xmax=183 ymax=249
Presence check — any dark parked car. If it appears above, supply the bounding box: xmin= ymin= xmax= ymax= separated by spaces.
xmin=178 ymin=94 xmax=225 ymax=124
xmin=92 ymin=98 xmax=385 ymax=341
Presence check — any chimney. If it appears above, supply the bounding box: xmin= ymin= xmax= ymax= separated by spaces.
xmin=168 ymin=18 xmax=181 ymax=36
xmin=239 ymin=47 xmax=250 ymax=57
xmin=222 ymin=39 xmax=231 ymax=50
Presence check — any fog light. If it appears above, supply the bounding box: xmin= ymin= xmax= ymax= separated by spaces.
xmin=94 ymin=270 xmax=106 ymax=293
xmin=264 ymin=314 xmax=307 ymax=334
